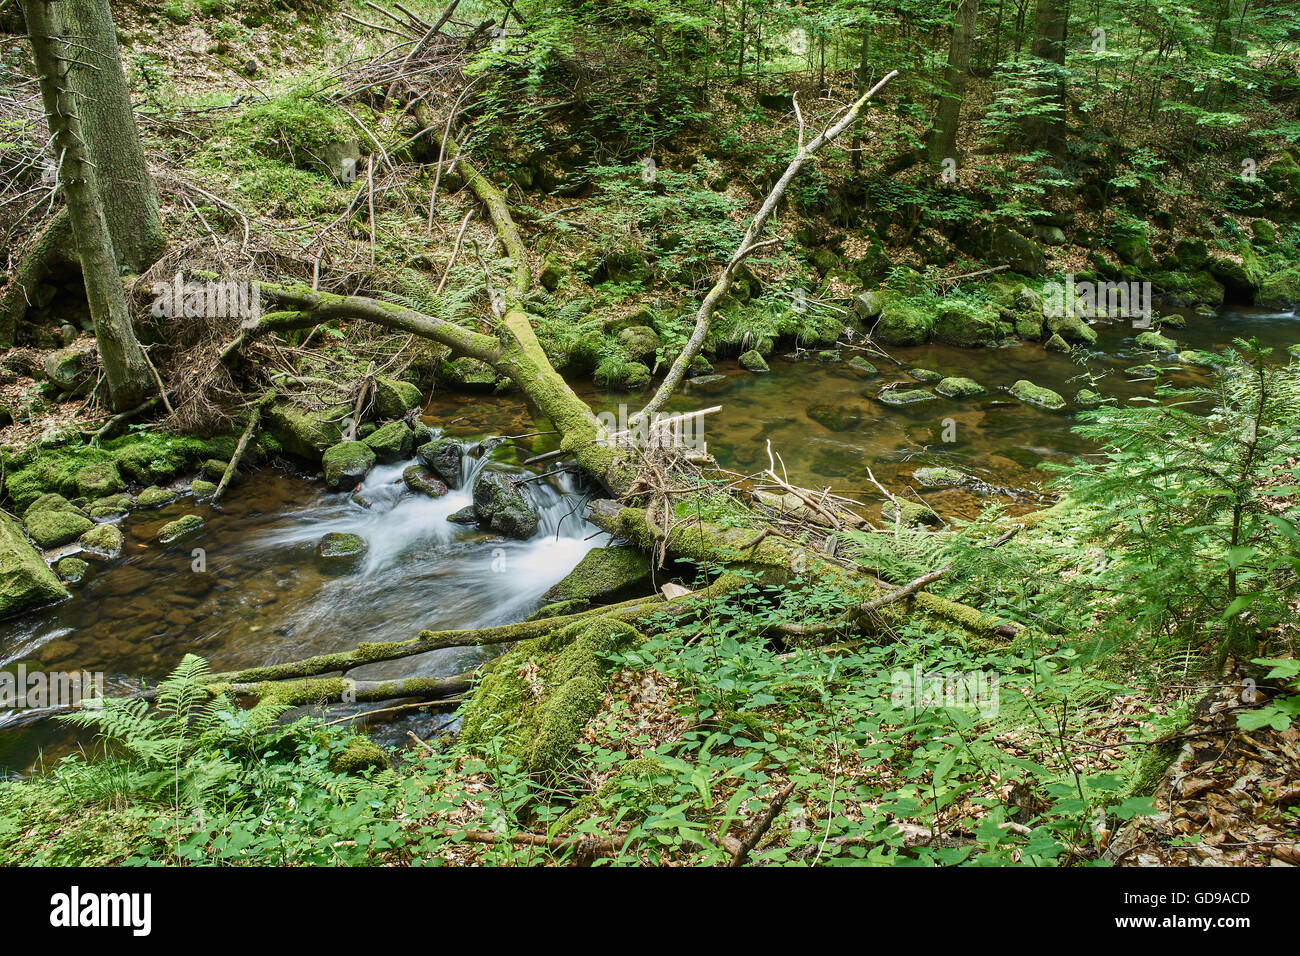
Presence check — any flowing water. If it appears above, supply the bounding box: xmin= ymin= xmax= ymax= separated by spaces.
xmin=2 ymin=304 xmax=1296 ymax=772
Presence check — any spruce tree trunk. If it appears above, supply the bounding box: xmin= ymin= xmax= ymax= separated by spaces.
xmin=1025 ymin=0 xmax=1068 ymax=160
xmin=927 ymin=0 xmax=980 ymax=166
xmin=22 ymin=0 xmax=152 ymax=411
xmin=62 ymin=0 xmax=166 ymax=273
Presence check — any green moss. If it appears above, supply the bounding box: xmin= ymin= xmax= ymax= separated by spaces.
xmin=24 ymin=510 xmax=94 ymax=549
xmin=74 ymin=461 xmax=124 ymax=499
xmin=1010 ymin=379 xmax=1066 ymax=411
xmin=56 ymin=556 xmax=88 ymax=584
xmin=190 ymin=479 xmax=217 ymax=500
xmin=543 ymin=546 xmax=652 ymax=603
xmin=136 ymin=485 xmax=178 ymax=508
xmin=322 ymin=441 xmax=376 ymax=491
xmin=316 ymin=531 xmax=368 ymax=570
xmin=362 ymin=421 xmax=413 ymax=463
xmin=527 ymin=599 xmax=592 ymax=621
xmin=459 ymin=617 xmax=645 ymax=773
xmin=22 ymin=493 xmax=82 ymax=518
xmin=912 ymin=466 xmax=967 ymax=488
xmin=738 ymin=349 xmax=769 ymax=372
xmin=932 ymin=303 xmax=1004 ymax=347
xmin=876 ymin=388 xmax=936 ymax=407
xmin=374 ymin=377 xmax=423 ymax=419
xmin=328 ymin=736 xmax=388 ymax=776
xmin=935 ymin=376 xmax=984 ymax=398
xmin=1134 ymin=330 xmax=1177 ymax=352
xmin=264 ymin=400 xmax=346 ymax=462
xmin=88 ymin=493 xmax=133 ymax=519
xmin=0 ymin=512 xmax=66 ymax=616
xmin=158 ymin=514 xmax=204 ymax=545
xmin=79 ymin=523 xmax=124 ymax=558
xmin=846 ymin=356 xmax=878 ymax=375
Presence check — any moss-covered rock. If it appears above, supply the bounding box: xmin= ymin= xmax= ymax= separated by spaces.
xmin=1174 ymin=237 xmax=1209 ymax=270
xmin=1076 ymin=389 xmax=1105 ymax=407
xmin=79 ymin=523 xmax=123 ymax=559
xmin=883 ymin=500 xmax=942 ymax=527
xmin=908 ymin=368 xmax=944 ymax=384
xmin=322 ymin=441 xmax=376 ymax=491
xmin=846 ymin=356 xmax=878 ymax=375
xmin=74 ymin=461 xmax=124 ymax=499
xmin=738 ymin=349 xmax=769 ymax=372
xmin=1010 ymin=379 xmax=1067 ymax=411
xmin=24 ymin=509 xmax=94 ymax=549
xmin=374 ymin=377 xmax=423 ymax=419
xmin=402 ymin=464 xmax=449 ymax=498
xmin=158 ymin=514 xmax=203 ymax=545
xmin=1044 ymin=333 xmax=1069 ymax=352
xmin=190 ymin=479 xmax=217 ymax=500
xmin=527 ymin=598 xmax=591 ymax=621
xmin=912 ymin=466 xmax=968 ymax=488
xmin=22 ymin=493 xmax=82 ymax=519
xmin=329 ymin=736 xmax=388 ymax=775
xmin=875 ymin=297 xmax=932 ymax=345
xmin=417 ymin=438 xmax=462 ymax=487
xmin=264 ymin=400 xmax=345 ymax=462
xmin=88 ymin=493 xmax=133 ymax=519
xmin=56 ymin=556 xmax=89 ymax=585
xmin=316 ymin=531 xmax=368 ymax=570
xmin=1258 ymin=267 xmax=1300 ymax=310
xmin=440 ymin=356 xmax=498 ymax=391
xmin=0 ymin=512 xmax=67 ymax=616
xmin=136 ymin=485 xmax=178 ymax=509
xmin=1251 ymin=219 xmax=1277 ymax=246
xmin=616 ymin=325 xmax=661 ymax=364
xmin=1044 ymin=312 xmax=1097 ymax=345
xmin=459 ymin=617 xmax=646 ymax=773
xmin=935 ymin=376 xmax=984 ymax=398
xmin=542 ymin=546 xmax=652 ymax=604
xmin=1134 ymin=330 xmax=1178 ymax=352
xmin=933 ymin=306 xmax=1003 ymax=347
xmin=876 ymin=388 xmax=936 ymax=406
xmin=362 ymin=420 xmax=413 ymax=463
xmin=472 ymin=471 xmax=539 ymax=539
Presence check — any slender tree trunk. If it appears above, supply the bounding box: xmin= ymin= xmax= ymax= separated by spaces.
xmin=22 ymin=0 xmax=152 ymax=411
xmin=927 ymin=0 xmax=980 ymax=166
xmin=1024 ymin=0 xmax=1068 ymax=159
xmin=62 ymin=0 xmax=166 ymax=273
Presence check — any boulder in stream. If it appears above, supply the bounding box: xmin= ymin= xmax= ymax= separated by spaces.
xmin=935 ymin=376 xmax=984 ymax=398
xmin=472 ymin=471 xmax=540 ymax=539
xmin=80 ymin=523 xmax=124 ymax=559
xmin=0 ymin=512 xmax=67 ymax=616
xmin=543 ymin=546 xmax=652 ymax=604
xmin=1010 ymin=379 xmax=1067 ymax=411
xmin=322 ymin=441 xmax=376 ymax=491
xmin=316 ymin=532 xmax=369 ymax=571
xmin=362 ymin=420 xmax=413 ymax=463
xmin=876 ymin=388 xmax=936 ymax=407
xmin=136 ymin=485 xmax=178 ymax=508
xmin=739 ymin=349 xmax=769 ymax=372
xmin=158 ymin=514 xmax=204 ymax=545
xmin=374 ymin=376 xmax=423 ymax=419
xmin=912 ymin=466 xmax=969 ymax=489
xmin=403 ymin=464 xmax=449 ymax=498
xmin=418 ymin=437 xmax=463 ymax=487
xmin=24 ymin=509 xmax=93 ymax=549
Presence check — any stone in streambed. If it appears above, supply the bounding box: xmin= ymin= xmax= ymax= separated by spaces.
xmin=1135 ymin=330 xmax=1178 ymax=352
xmin=543 ymin=546 xmax=652 ymax=604
xmin=0 ymin=512 xmax=67 ymax=616
xmin=908 ymin=368 xmax=943 ymax=384
xmin=912 ymin=466 xmax=969 ymax=489
xmin=56 ymin=556 xmax=89 ymax=585
xmin=846 ymin=356 xmax=878 ymax=375
xmin=158 ymin=514 xmax=203 ymax=545
xmin=1009 ymin=380 xmax=1066 ymax=411
xmin=447 ymin=505 xmax=479 ymax=526
xmin=935 ymin=377 xmax=984 ymax=398
xmin=80 ymin=523 xmax=124 ymax=559
xmin=806 ymin=403 xmax=864 ymax=432
xmin=374 ymin=376 xmax=423 ymax=419
xmin=472 ymin=471 xmax=540 ymax=540
xmin=316 ymin=532 xmax=368 ymax=571
xmin=363 ymin=420 xmax=414 ymax=463
xmin=74 ymin=461 xmax=124 ymax=499
xmin=403 ymin=464 xmax=449 ymax=498
xmin=322 ymin=441 xmax=376 ymax=491
xmin=876 ymin=388 xmax=936 ymax=407
xmin=738 ymin=349 xmax=769 ymax=372
xmin=89 ymin=493 xmax=133 ymax=519
xmin=136 ymin=485 xmax=178 ymax=508
xmin=418 ymin=437 xmax=463 ymax=488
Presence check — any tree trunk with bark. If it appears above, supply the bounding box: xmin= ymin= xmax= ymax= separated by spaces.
xmin=22 ymin=0 xmax=152 ymax=411
xmin=927 ymin=0 xmax=980 ymax=166
xmin=62 ymin=0 xmax=166 ymax=273
xmin=1024 ymin=0 xmax=1068 ymax=160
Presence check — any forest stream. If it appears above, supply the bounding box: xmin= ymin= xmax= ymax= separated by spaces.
xmin=3 ymin=302 xmax=1294 ymax=772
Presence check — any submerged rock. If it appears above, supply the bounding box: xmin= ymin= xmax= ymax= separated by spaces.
xmin=0 ymin=512 xmax=67 ymax=616
xmin=876 ymin=388 xmax=936 ymax=407
xmin=543 ymin=546 xmax=652 ymax=604
xmin=418 ymin=437 xmax=463 ymax=487
xmin=158 ymin=515 xmax=204 ymax=545
xmin=846 ymin=356 xmax=878 ymax=375
xmin=935 ymin=376 xmax=984 ymax=398
xmin=912 ymin=466 xmax=968 ymax=488
xmin=1009 ymin=379 xmax=1067 ymax=410
xmin=1076 ymin=389 xmax=1105 ymax=408
xmin=316 ymin=531 xmax=368 ymax=570
xmin=472 ymin=471 xmax=540 ymax=539
xmin=322 ymin=441 xmax=376 ymax=491
xmin=79 ymin=523 xmax=124 ymax=559
xmin=807 ymin=403 xmax=864 ymax=432
xmin=403 ymin=464 xmax=449 ymax=498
